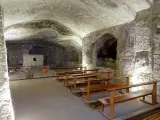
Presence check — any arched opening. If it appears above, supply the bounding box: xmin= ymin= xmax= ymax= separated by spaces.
xmin=66 ymin=46 xmax=81 ymax=66
xmin=68 ymin=50 xmax=79 ymax=62
xmin=29 ymin=46 xmax=50 ymax=66
xmin=28 ymin=43 xmax=68 ymax=67
xmin=96 ymin=33 xmax=117 ymax=68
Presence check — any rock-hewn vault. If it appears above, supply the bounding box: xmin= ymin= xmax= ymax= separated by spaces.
xmin=0 ymin=0 xmax=160 ymax=119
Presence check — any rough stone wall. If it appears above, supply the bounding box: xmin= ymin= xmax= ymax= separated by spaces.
xmin=83 ymin=9 xmax=153 ymax=88
xmin=0 ymin=6 xmax=14 ymax=120
xmin=152 ymin=0 xmax=160 ymax=95
xmin=2 ymin=0 xmax=151 ymax=38
xmin=82 ymin=25 xmax=123 ymax=69
xmin=66 ymin=46 xmax=82 ymax=66
xmin=29 ymin=45 xmax=68 ymax=67
xmin=6 ymin=42 xmax=69 ymax=67
xmin=7 ymin=45 xmax=25 ymax=66
xmin=119 ymin=17 xmax=152 ymax=84
xmin=153 ymin=32 xmax=160 ymax=95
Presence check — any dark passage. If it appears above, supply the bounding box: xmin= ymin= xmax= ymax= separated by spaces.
xmin=97 ymin=39 xmax=117 ymax=60
xmin=96 ymin=33 xmax=117 ymax=67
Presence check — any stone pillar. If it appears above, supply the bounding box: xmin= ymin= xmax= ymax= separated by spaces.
xmin=82 ymin=36 xmax=96 ymax=69
xmin=0 ymin=6 xmax=14 ymax=120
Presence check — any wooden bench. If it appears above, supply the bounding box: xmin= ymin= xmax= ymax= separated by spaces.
xmin=119 ymin=104 xmax=160 ymax=120
xmin=61 ymin=69 xmax=100 ymax=85
xmin=56 ymin=67 xmax=86 ymax=80
xmin=98 ymin=81 xmax=158 ymax=120
xmin=56 ymin=68 xmax=99 ymax=82
xmin=57 ymin=69 xmax=86 ymax=81
xmin=69 ymin=72 xmax=113 ymax=90
xmin=66 ymin=74 xmax=97 ymax=86
xmin=81 ymin=77 xmax=129 ymax=104
xmin=66 ymin=72 xmax=109 ymax=96
xmin=70 ymin=78 xmax=108 ymax=92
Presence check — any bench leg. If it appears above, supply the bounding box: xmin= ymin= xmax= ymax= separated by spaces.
xmin=109 ymin=91 xmax=115 ymax=119
xmin=119 ymin=89 xmax=125 ymax=94
xmin=74 ymin=79 xmax=76 ymax=91
xmin=82 ymin=91 xmax=85 ymax=97
xmin=152 ymin=82 xmax=157 ymax=105
xmin=87 ymin=81 xmax=91 ymax=101
xmin=100 ymin=104 xmax=105 ymax=113
xmin=140 ymin=96 xmax=153 ymax=105
xmin=126 ymin=88 xmax=130 ymax=93
xmin=143 ymin=96 xmax=145 ymax=101
xmin=126 ymin=77 xmax=130 ymax=93
xmin=103 ymin=80 xmax=105 ymax=86
xmin=64 ymin=73 xmax=68 ymax=86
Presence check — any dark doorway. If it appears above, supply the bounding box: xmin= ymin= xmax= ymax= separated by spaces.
xmin=96 ymin=33 xmax=117 ymax=68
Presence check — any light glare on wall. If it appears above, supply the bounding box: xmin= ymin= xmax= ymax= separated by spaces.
xmin=130 ymin=66 xmax=151 ymax=91
xmin=4 ymin=28 xmax=31 ymax=40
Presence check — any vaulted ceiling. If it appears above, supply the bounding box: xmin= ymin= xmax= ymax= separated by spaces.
xmin=1 ymin=0 xmax=152 ymax=48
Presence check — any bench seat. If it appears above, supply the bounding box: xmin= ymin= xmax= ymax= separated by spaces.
xmin=98 ymin=81 xmax=158 ymax=119
xmin=99 ymin=89 xmax=151 ymax=105
xmin=58 ymin=76 xmax=74 ymax=81
xmin=81 ymin=84 xmax=108 ymax=92
xmin=69 ymin=78 xmax=106 ymax=86
xmin=81 ymin=84 xmax=128 ymax=93
xmin=70 ymin=83 xmax=108 ymax=96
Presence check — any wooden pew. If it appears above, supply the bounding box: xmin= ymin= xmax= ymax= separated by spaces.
xmin=58 ymin=70 xmax=84 ymax=82
xmin=81 ymin=77 xmax=129 ymax=104
xmin=56 ymin=68 xmax=99 ymax=81
xmin=65 ymin=69 xmax=100 ymax=86
xmin=69 ymin=72 xmax=112 ymax=89
xmin=98 ymin=81 xmax=158 ymax=120
xmin=68 ymin=74 xmax=100 ymax=96
xmin=65 ymin=73 xmax=97 ymax=87
xmin=58 ymin=68 xmax=100 ymax=85
xmin=57 ymin=69 xmax=86 ymax=81
xmin=56 ymin=67 xmax=86 ymax=80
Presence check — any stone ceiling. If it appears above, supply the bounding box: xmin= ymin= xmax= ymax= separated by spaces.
xmin=1 ymin=0 xmax=152 ymax=48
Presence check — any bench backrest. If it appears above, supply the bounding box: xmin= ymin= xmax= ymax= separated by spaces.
xmin=107 ymin=81 xmax=158 ymax=91
xmin=96 ymin=72 xmax=112 ymax=79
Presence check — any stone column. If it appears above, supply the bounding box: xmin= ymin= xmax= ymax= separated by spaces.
xmin=82 ymin=36 xmax=96 ymax=69
xmin=0 ymin=6 xmax=14 ymax=120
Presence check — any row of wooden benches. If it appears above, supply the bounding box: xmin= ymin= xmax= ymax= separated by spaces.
xmin=55 ymin=67 xmax=158 ymax=120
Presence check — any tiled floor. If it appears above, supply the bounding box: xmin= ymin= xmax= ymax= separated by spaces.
xmin=10 ymin=78 xmax=153 ymax=120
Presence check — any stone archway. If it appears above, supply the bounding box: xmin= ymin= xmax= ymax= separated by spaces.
xmin=82 ymin=11 xmax=153 ymax=87
xmin=94 ymin=33 xmax=117 ymax=68
xmin=82 ymin=25 xmax=123 ymax=69
xmin=68 ymin=49 xmax=79 ymax=62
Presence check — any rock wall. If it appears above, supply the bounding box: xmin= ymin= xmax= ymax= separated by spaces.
xmin=153 ymin=33 xmax=160 ymax=95
xmin=120 ymin=22 xmax=151 ymax=91
xmin=6 ymin=41 xmax=69 ymax=67
xmin=83 ymin=9 xmax=152 ymax=88
xmin=82 ymin=25 xmax=122 ymax=68
xmin=7 ymin=44 xmax=27 ymax=66
xmin=29 ymin=44 xmax=68 ymax=67
xmin=66 ymin=46 xmax=82 ymax=66
xmin=119 ymin=16 xmax=152 ymax=84
xmin=0 ymin=6 xmax=14 ymax=120
xmin=152 ymin=0 xmax=160 ymax=95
